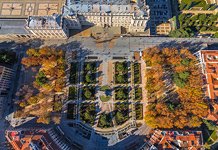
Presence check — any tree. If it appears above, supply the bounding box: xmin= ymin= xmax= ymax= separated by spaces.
xmin=35 ymin=71 xmax=48 ymax=86
xmin=116 ymin=63 xmax=124 ymax=72
xmin=116 ymin=89 xmax=126 ymax=100
xmin=53 ymin=102 xmax=62 ymax=112
xmin=84 ymin=89 xmax=92 ymax=99
xmin=117 ymin=75 xmax=125 ymax=83
xmin=85 ymin=74 xmax=92 ymax=83
xmin=19 ymin=101 xmax=28 ymax=107
xmin=26 ymin=49 xmax=39 ymax=57
xmin=27 ymin=96 xmax=39 ymax=105
xmin=85 ymin=63 xmax=93 ymax=71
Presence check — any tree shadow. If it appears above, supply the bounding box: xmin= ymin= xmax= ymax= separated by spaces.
xmin=158 ymin=40 xmax=205 ymax=53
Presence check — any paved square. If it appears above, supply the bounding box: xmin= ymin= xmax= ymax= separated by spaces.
xmin=0 ymin=0 xmax=65 ymax=18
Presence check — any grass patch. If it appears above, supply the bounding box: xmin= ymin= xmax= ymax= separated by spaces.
xmin=100 ymin=95 xmax=111 ymax=102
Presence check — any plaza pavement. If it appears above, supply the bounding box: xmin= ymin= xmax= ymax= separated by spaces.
xmin=0 ymin=0 xmax=65 ymax=18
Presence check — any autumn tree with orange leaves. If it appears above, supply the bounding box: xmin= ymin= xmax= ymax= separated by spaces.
xmin=18 ymin=47 xmax=66 ymax=124
xmin=143 ymin=47 xmax=208 ymax=129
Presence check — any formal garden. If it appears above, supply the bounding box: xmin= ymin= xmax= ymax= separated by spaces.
xmin=115 ymin=87 xmax=129 ymax=101
xmin=68 ymin=86 xmax=77 ymax=100
xmin=115 ymin=62 xmax=129 ymax=84
xmin=69 ymin=62 xmax=78 ymax=84
xmin=80 ymin=103 xmax=96 ymax=126
xmin=67 ymin=104 xmax=77 ymax=120
xmin=114 ymin=103 xmax=129 ymax=125
xmin=133 ymin=63 xmax=141 ymax=84
xmin=97 ymin=112 xmax=113 ymax=128
xmin=83 ymin=62 xmax=98 ymax=84
xmin=134 ymin=87 xmax=142 ymax=100
xmin=82 ymin=86 xmax=96 ymax=101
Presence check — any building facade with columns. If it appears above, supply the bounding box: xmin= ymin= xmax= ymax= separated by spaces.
xmin=63 ymin=0 xmax=150 ymax=33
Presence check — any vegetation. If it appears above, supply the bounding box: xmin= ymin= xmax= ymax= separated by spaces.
xmin=134 ymin=87 xmax=142 ymax=100
xmin=100 ymin=95 xmax=111 ymax=102
xmin=180 ymin=0 xmax=206 ymax=10
xmin=143 ymin=47 xmax=208 ymax=128
xmin=170 ymin=13 xmax=218 ymax=37
xmin=114 ymin=103 xmax=129 ymax=125
xmin=69 ymin=62 xmax=78 ymax=84
xmin=80 ymin=103 xmax=96 ymax=125
xmin=83 ymin=62 xmax=98 ymax=84
xmin=68 ymin=86 xmax=77 ymax=100
xmin=135 ymin=104 xmax=143 ymax=120
xmin=82 ymin=87 xmax=95 ymax=100
xmin=100 ymin=85 xmax=110 ymax=91
xmin=115 ymin=87 xmax=128 ymax=100
xmin=0 ymin=50 xmax=17 ymax=65
xmin=98 ymin=112 xmax=113 ymax=128
xmin=133 ymin=63 xmax=141 ymax=84
xmin=20 ymin=47 xmax=66 ymax=124
xmin=115 ymin=62 xmax=128 ymax=84
xmin=67 ymin=104 xmax=76 ymax=119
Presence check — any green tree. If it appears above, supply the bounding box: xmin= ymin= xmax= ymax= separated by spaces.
xmin=117 ymin=75 xmax=125 ymax=83
xmin=85 ymin=74 xmax=92 ymax=83
xmin=84 ymin=89 xmax=92 ymax=99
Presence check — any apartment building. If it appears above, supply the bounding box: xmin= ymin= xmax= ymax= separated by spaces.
xmin=0 ymin=66 xmax=14 ymax=96
xmin=150 ymin=130 xmax=204 ymax=149
xmin=5 ymin=128 xmax=75 ymax=150
xmin=197 ymin=50 xmax=218 ymax=123
xmin=26 ymin=14 xmax=68 ymax=39
xmin=63 ymin=0 xmax=150 ymax=33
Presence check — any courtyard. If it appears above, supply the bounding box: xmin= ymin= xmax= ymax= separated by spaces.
xmin=64 ymin=46 xmax=148 ymax=146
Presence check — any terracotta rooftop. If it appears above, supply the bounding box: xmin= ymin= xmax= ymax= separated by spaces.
xmin=199 ymin=50 xmax=218 ymax=122
xmin=149 ymin=130 xmax=203 ymax=150
xmin=6 ymin=129 xmax=62 ymax=150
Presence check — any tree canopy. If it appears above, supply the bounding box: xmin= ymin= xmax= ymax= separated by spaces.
xmin=143 ymin=47 xmax=208 ymax=129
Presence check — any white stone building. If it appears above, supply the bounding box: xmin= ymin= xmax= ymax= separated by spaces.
xmin=26 ymin=14 xmax=69 ymax=39
xmin=63 ymin=0 xmax=150 ymax=33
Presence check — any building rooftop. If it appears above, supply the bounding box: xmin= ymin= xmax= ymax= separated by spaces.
xmin=68 ymin=0 xmax=134 ymax=5
xmin=150 ymin=130 xmax=203 ymax=150
xmin=0 ymin=19 xmax=29 ymax=35
xmin=27 ymin=15 xmax=63 ymax=29
xmin=5 ymin=128 xmax=72 ymax=150
xmin=199 ymin=50 xmax=218 ymax=100
xmin=64 ymin=0 xmax=149 ymax=18
xmin=199 ymin=50 xmax=218 ymax=123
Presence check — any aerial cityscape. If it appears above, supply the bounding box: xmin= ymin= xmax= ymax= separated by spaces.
xmin=0 ymin=0 xmax=218 ymax=150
